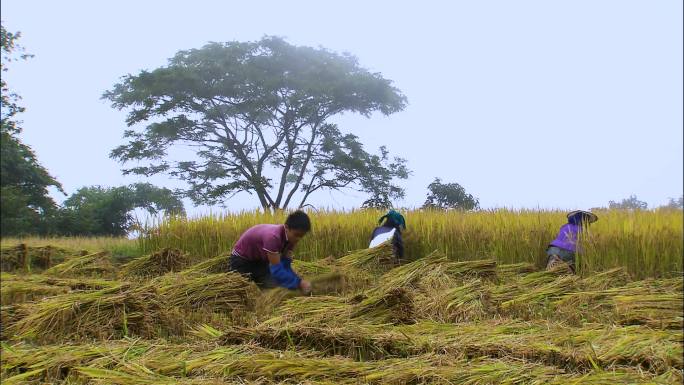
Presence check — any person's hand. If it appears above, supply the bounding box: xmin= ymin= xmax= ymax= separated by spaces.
xmin=299 ymin=280 xmax=312 ymax=294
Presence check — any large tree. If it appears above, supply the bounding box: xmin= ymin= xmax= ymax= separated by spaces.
xmin=104 ymin=36 xmax=409 ymax=211
xmin=1 ymin=24 xmax=64 ymax=236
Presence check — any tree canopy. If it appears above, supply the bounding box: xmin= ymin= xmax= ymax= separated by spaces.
xmin=422 ymin=178 xmax=480 ymax=211
xmin=1 ymin=23 xmax=65 ymax=236
xmin=104 ymin=36 xmax=409 ymax=211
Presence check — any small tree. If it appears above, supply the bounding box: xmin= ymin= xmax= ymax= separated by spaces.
xmin=608 ymin=195 xmax=648 ymax=210
xmin=56 ymin=183 xmax=184 ymax=236
xmin=422 ymin=178 xmax=479 ymax=211
xmin=660 ymin=196 xmax=683 ymax=210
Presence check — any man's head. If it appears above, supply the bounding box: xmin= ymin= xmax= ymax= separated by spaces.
xmin=284 ymin=210 xmax=311 ymax=244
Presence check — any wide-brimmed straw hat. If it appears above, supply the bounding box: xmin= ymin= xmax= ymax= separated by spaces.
xmin=567 ymin=210 xmax=598 ymax=224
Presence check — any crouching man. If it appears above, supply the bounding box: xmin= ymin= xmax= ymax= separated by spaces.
xmin=229 ymin=210 xmax=312 ymax=294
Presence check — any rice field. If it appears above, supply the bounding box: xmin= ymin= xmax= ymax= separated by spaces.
xmin=139 ymin=209 xmax=683 ymax=279
xmin=1 ymin=209 xmax=682 ymax=384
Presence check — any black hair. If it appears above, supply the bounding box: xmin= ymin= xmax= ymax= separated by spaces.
xmin=285 ymin=210 xmax=311 ymax=232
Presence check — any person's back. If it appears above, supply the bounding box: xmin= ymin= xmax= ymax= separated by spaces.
xmin=369 ymin=210 xmax=406 ymax=261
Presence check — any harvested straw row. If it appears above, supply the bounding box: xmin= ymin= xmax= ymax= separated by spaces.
xmin=44 ymin=251 xmax=115 ymax=278
xmin=120 ymin=248 xmax=190 ymax=279
xmin=376 ymin=251 xmax=497 ymax=294
xmin=0 ymin=244 xmax=72 ymax=272
xmin=219 ymin=319 xmax=683 ymax=374
xmin=554 ymin=279 xmax=684 ymax=329
xmin=5 ymin=271 xmax=260 ymax=342
xmin=414 ymin=278 xmax=491 ymax=323
xmin=264 ymin=286 xmax=415 ymax=327
xmin=7 ymin=283 xmax=167 ymax=342
xmin=151 ymin=272 xmax=259 ymax=313
xmin=0 ymin=273 xmax=117 ymax=305
xmin=2 ymin=340 xmax=680 ymax=385
xmin=180 ymin=254 xmax=230 ymax=275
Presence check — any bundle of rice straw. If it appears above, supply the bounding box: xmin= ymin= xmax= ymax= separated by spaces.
xmin=415 ymin=278 xmax=491 ymax=322
xmin=264 ymin=286 xmax=415 ymax=327
xmin=553 ymin=277 xmax=683 ymax=329
xmin=120 ymin=248 xmax=190 ymax=279
xmin=336 ymin=241 xmax=397 ymax=274
xmin=152 ymin=272 xmax=259 ymax=313
xmin=496 ymin=275 xmax=579 ymax=314
xmin=496 ymin=262 xmax=537 ymax=277
xmin=44 ymin=251 xmax=115 ymax=278
xmin=579 ymin=267 xmax=631 ymax=290
xmin=376 ymin=250 xmax=447 ymax=292
xmin=351 ymin=287 xmax=415 ymax=325
xmin=8 ymin=284 xmax=166 ymax=342
xmin=180 ymin=254 xmax=231 ymax=276
xmin=292 ymin=259 xmax=335 ymax=276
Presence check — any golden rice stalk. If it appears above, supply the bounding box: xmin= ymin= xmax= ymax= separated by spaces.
xmin=336 ymin=241 xmax=397 ymax=274
xmin=120 ymin=248 xmax=190 ymax=279
xmin=180 ymin=254 xmax=230 ymax=276
xmin=292 ymin=259 xmax=335 ymax=276
xmin=496 ymin=262 xmax=537 ymax=277
xmin=43 ymin=251 xmax=115 ymax=278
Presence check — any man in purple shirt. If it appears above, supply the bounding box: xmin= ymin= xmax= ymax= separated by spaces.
xmin=546 ymin=210 xmax=598 ymax=273
xmin=229 ymin=210 xmax=312 ymax=293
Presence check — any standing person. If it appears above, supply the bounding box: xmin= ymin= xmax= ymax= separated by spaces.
xmin=546 ymin=210 xmax=598 ymax=273
xmin=229 ymin=210 xmax=312 ymax=293
xmin=369 ymin=209 xmax=406 ymax=261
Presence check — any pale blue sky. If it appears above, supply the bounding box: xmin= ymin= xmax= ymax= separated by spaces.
xmin=2 ymin=0 xmax=682 ymax=215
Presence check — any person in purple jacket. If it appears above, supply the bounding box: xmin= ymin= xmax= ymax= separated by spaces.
xmin=546 ymin=210 xmax=598 ymax=273
xmin=229 ymin=210 xmax=312 ymax=293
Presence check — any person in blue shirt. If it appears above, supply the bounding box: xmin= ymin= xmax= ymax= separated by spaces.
xmin=369 ymin=210 xmax=406 ymax=261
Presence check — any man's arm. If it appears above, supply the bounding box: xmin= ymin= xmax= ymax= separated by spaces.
xmin=266 ymin=251 xmax=308 ymax=291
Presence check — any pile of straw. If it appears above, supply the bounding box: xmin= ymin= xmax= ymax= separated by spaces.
xmin=180 ymin=254 xmax=230 ymax=276
xmin=44 ymin=251 xmax=115 ymax=278
xmin=415 ymin=278 xmax=491 ymax=322
xmin=8 ymin=284 xmax=166 ymax=342
xmin=120 ymin=248 xmax=190 ymax=278
xmin=152 ymin=272 xmax=259 ymax=313
xmin=554 ymin=278 xmax=684 ymax=329
xmin=336 ymin=241 xmax=397 ymax=274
